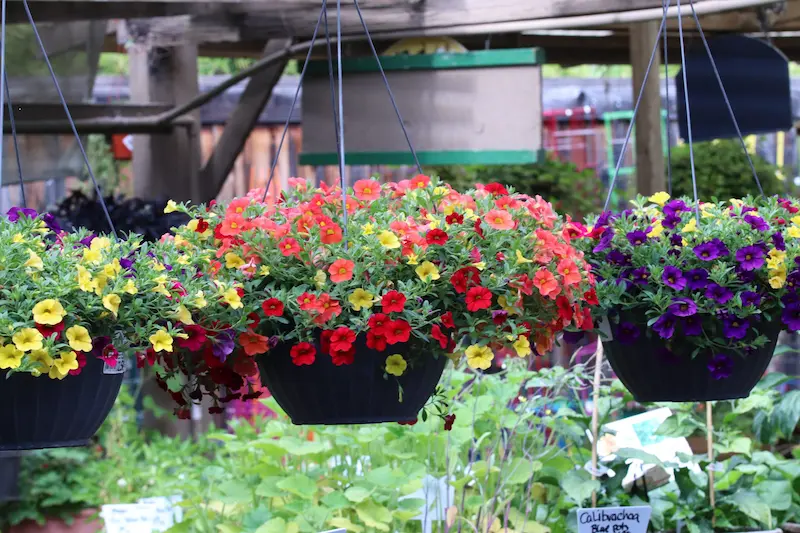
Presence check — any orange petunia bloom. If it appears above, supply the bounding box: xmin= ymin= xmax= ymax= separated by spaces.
xmin=220 ymin=214 xmax=250 ymax=237
xmin=312 ymin=293 xmax=342 ymax=324
xmin=240 ymin=331 xmax=270 ymax=356
xmin=533 ymin=270 xmax=560 ymax=299
xmin=328 ymin=258 xmax=355 ymax=283
xmin=484 ymin=209 xmax=515 ymax=230
xmin=226 ymin=197 xmax=251 ymax=216
xmin=410 ymin=174 xmax=431 ymax=189
xmin=353 ymin=179 xmax=382 ymax=201
xmin=557 ymin=259 xmax=582 ymax=286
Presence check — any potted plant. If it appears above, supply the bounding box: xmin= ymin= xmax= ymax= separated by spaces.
xmin=576 ymin=193 xmax=796 ymax=402
xmin=162 ymin=175 xmax=596 ymax=425
xmin=0 ymin=206 xmax=244 ymax=449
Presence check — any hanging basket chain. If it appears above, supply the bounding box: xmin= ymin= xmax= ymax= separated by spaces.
xmin=5 ymin=72 xmax=26 ymax=205
xmin=335 ymin=0 xmax=347 ymax=233
xmin=676 ymin=0 xmax=701 ymax=224
xmin=323 ymin=3 xmax=342 ymax=187
xmin=662 ymin=0 xmax=673 ymax=196
xmin=0 ymin=0 xmax=24 ymax=207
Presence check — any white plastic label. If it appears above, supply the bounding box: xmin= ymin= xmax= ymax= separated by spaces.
xmin=577 ymin=506 xmax=651 ymax=533
xmin=101 ymin=503 xmax=158 ymax=533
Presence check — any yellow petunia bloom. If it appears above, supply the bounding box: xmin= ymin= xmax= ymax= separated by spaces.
xmin=259 ymin=266 xmax=271 ymax=277
xmin=361 ymin=223 xmax=375 ymax=236
xmin=177 ymin=254 xmax=190 ymax=265
xmin=102 ymin=294 xmax=121 ymax=317
xmin=149 ymin=329 xmax=174 ymax=352
xmin=225 ymin=253 xmax=245 ymax=269
xmin=433 ymin=186 xmax=448 ymax=196
xmin=648 ymin=220 xmax=664 ymax=238
xmin=769 ymin=249 xmax=787 ymax=262
xmin=497 ymin=295 xmax=519 ymax=315
xmin=769 ymin=265 xmax=787 ymax=289
xmin=222 ymin=288 xmax=243 ymax=309
xmin=12 ymin=328 xmax=43 ymax=352
xmin=472 ymin=261 xmax=486 ymax=271
xmin=515 ymin=250 xmax=533 ymax=265
xmin=406 ymin=252 xmax=419 ymax=265
xmin=92 ymin=274 xmax=108 ymax=295
xmin=314 ymin=270 xmax=327 ymax=289
xmin=77 ymin=266 xmax=94 ymax=292
xmin=66 ymin=325 xmax=93 ymax=352
xmin=0 ymin=344 xmax=23 ymax=370
xmin=512 ymin=336 xmax=532 ymax=358
xmin=152 ymin=285 xmax=171 ymax=297
xmin=648 ymin=192 xmax=670 ymax=206
xmin=174 ymin=305 xmax=194 ymax=325
xmin=82 ymin=248 xmax=102 ymax=264
xmin=48 ymin=366 xmax=69 ymax=380
xmin=32 ymin=299 xmax=66 ymax=325
xmin=124 ymin=279 xmax=138 ymax=295
xmin=791 ymin=216 xmax=800 ymax=226
xmin=12 ymin=233 xmax=23 ymax=243
xmin=385 ymin=354 xmax=408 ymax=377
xmin=164 ymin=200 xmax=179 ymax=214
xmin=415 ymin=261 xmax=440 ymax=282
xmin=52 ymin=351 xmax=80 ymax=377
xmin=377 ymin=230 xmax=401 ymax=249
xmin=90 ymin=237 xmax=111 ymax=252
xmin=465 ymin=344 xmax=494 ymax=370
xmin=348 ymin=288 xmax=375 ymax=311
xmin=103 ymin=259 xmax=122 ymax=278
xmin=24 ymin=251 xmax=44 ymax=271
xmin=681 ymin=218 xmax=697 ymax=233
xmin=788 ymin=226 xmax=800 ymax=239
xmin=29 ymin=349 xmax=53 ymax=375
xmin=729 ymin=198 xmax=744 ymax=208
xmin=193 ymin=291 xmax=208 ymax=309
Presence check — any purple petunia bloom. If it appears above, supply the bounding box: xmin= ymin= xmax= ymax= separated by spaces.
xmin=662 ymin=213 xmax=682 ymax=229
xmin=782 ymin=292 xmax=800 ymax=307
xmin=6 ymin=206 xmax=37 ymax=222
xmin=652 ymin=313 xmax=677 ymax=339
xmin=685 ymin=268 xmax=709 ymax=290
xmin=787 ymin=269 xmax=800 ymax=289
xmin=212 ymin=330 xmax=236 ymax=361
xmin=682 ymin=315 xmax=703 ymax=336
xmin=669 ymin=233 xmax=684 ymax=247
xmin=626 ymin=230 xmax=648 ymax=246
xmin=630 ymin=266 xmax=650 ymax=285
xmin=79 ymin=234 xmax=96 ymax=247
xmin=736 ymin=266 xmax=757 ymax=283
xmin=708 ymin=354 xmax=734 ymax=380
xmin=781 ymin=303 xmax=800 ymax=331
xmin=607 ymin=250 xmax=630 ymax=266
xmin=595 ymin=211 xmax=614 ymax=228
xmin=705 ymin=282 xmax=734 ymax=304
xmin=668 ymin=297 xmax=698 ymax=317
xmin=268 ymin=336 xmax=281 ymax=349
xmin=743 ymin=214 xmax=769 ymax=231
xmin=663 ymin=199 xmax=689 ymax=216
xmin=41 ymin=213 xmax=62 ymax=233
xmin=773 ymin=231 xmax=786 ymax=251
xmin=662 ymin=265 xmax=686 ymax=290
xmin=693 ymin=239 xmax=729 ymax=261
xmin=741 ymin=291 xmax=761 ymax=307
xmin=722 ymin=315 xmax=749 ymax=340
xmin=593 ymin=228 xmax=615 ymax=253
xmin=119 ymin=257 xmax=134 ymax=270
xmin=735 ymin=245 xmax=765 ymax=271
xmin=616 ymin=322 xmax=641 ymax=344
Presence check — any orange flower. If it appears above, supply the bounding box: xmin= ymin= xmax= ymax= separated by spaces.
xmin=226 ymin=197 xmax=251 ymax=216
xmin=410 ymin=174 xmax=431 ymax=189
xmin=484 ymin=209 xmax=515 ymax=230
xmin=353 ymin=179 xmax=381 ymax=201
xmin=279 ymin=238 xmax=302 ymax=258
xmin=533 ymin=270 xmax=560 ymax=299
xmin=328 ymin=259 xmax=355 ymax=283
xmin=312 ymin=294 xmax=342 ymax=324
xmin=240 ymin=331 xmax=270 ymax=356
xmin=220 ymin=214 xmax=249 ymax=237
xmin=319 ymin=222 xmax=343 ymax=244
xmin=557 ymin=259 xmax=582 ymax=286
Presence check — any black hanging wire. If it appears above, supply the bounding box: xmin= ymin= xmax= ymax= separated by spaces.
xmin=20 ymin=0 xmax=117 ymax=236
xmin=675 ymin=0 xmax=701 ymax=223
xmin=662 ymin=0 xmax=673 ymax=196
xmin=323 ymin=3 xmax=342 ymax=186
xmin=335 ymin=0 xmax=347 ymax=230
xmin=5 ymin=73 xmax=26 ymax=205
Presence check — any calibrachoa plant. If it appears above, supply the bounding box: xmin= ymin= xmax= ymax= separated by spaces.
xmin=164 ymin=175 xmax=596 ymax=421
xmin=578 ymin=192 xmax=800 ymax=378
xmin=0 ymin=206 xmax=248 ymax=416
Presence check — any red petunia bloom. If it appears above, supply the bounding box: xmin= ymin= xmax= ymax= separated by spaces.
xmin=319 ymin=220 xmax=344 ymax=244
xmin=431 ymin=324 xmax=450 ymax=349
xmin=330 ymin=346 xmax=355 ymax=366
xmin=443 ymin=413 xmax=456 ymax=431
xmin=247 ymin=312 xmax=261 ymax=328
xmin=465 ymin=286 xmax=493 ymax=312
xmin=240 ymin=331 xmax=270 ymax=355
xmin=291 ymin=342 xmax=316 ymax=366
xmin=36 ymin=320 xmax=65 ymax=340
xmin=68 ymin=352 xmax=87 ymax=376
xmin=195 ymin=218 xmax=209 ymax=233
xmin=381 ymin=291 xmax=406 ymax=313
xmin=353 ymin=179 xmax=382 ymax=201
xmin=278 ymin=237 xmax=302 ymax=257
xmin=482 ymin=182 xmax=509 ymax=196
xmin=136 ymin=348 xmax=157 ymax=369
xmin=426 ymin=228 xmax=449 ymax=246
xmin=556 ymin=296 xmax=573 ymax=322
xmin=583 ymin=288 xmax=599 ymax=306
xmin=177 ymin=325 xmax=208 ymax=351
xmin=398 ymin=418 xmax=418 ymax=426
xmin=233 ymin=356 xmax=259 ymax=377
xmin=220 ymin=214 xmax=250 ymax=237
xmin=366 ymin=330 xmax=387 ymax=352
xmin=511 ymin=273 xmax=535 ymax=296
xmin=368 ymin=313 xmax=390 ymax=335
xmin=298 ymin=292 xmax=318 ymax=312
xmin=410 ymin=174 xmax=431 ymax=189
xmin=312 ymin=294 xmax=342 ymax=324
xmin=262 ymin=298 xmax=285 ymax=317
xmin=329 ymin=326 xmax=356 ymax=353
xmin=451 ymin=266 xmax=481 ymax=294
xmin=445 ymin=212 xmax=464 ymax=225
xmin=328 ymin=258 xmax=355 ymax=283
xmin=385 ymin=319 xmax=411 ymax=345
xmin=474 ymin=218 xmax=484 ymax=239
xmin=440 ymin=311 xmax=455 ymax=329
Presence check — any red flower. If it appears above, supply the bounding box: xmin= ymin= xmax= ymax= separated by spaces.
xmin=101 ymin=345 xmax=120 ymax=367
xmin=474 ymin=218 xmax=484 ymax=238
xmin=431 ymin=324 xmax=450 ymax=349
xmin=366 ymin=330 xmax=387 ymax=352
xmin=176 ymin=408 xmax=191 ymax=420
xmin=291 ymin=342 xmax=316 ymax=366
xmin=240 ymin=331 xmax=270 ymax=355
xmin=511 ymin=274 xmax=535 ymax=296
xmin=177 ymin=325 xmax=208 ymax=352
xmin=298 ymin=292 xmax=319 ymax=312
xmin=496 ymin=251 xmax=506 ymax=262
xmin=195 ymin=218 xmax=209 ymax=233
xmin=330 ymin=346 xmax=355 ymax=366
xmin=320 ymin=329 xmax=334 ymax=355
xmin=583 ymin=288 xmax=599 ymax=306
xmin=262 ymin=298 xmax=285 ymax=316
xmin=136 ymin=348 xmax=157 ymax=368
xmin=426 ymin=229 xmax=449 ymax=246
xmin=68 ymin=352 xmax=87 ymax=376
xmin=279 ymin=237 xmax=302 ymax=257
xmin=443 ymin=413 xmax=456 ymax=431
xmin=319 ymin=221 xmax=344 ymax=244
xmin=451 ymin=266 xmax=481 ymax=294
xmin=368 ymin=313 xmax=390 ymax=335
xmin=328 ymin=258 xmax=355 ymax=283
xmin=233 ymin=356 xmax=259 ymax=377
xmin=410 ymin=174 xmax=431 ymax=189
xmin=556 ymin=296 xmax=573 ymax=322
xmin=466 ymin=286 xmax=492 ymax=312
xmin=398 ymin=418 xmax=418 ymax=426
xmin=445 ymin=212 xmax=464 ymax=225
xmin=440 ymin=311 xmax=454 ymax=329
xmin=491 ymin=310 xmax=508 ymax=326
xmin=483 ymin=182 xmax=508 ymax=196
xmin=247 ymin=312 xmax=261 ymax=328
xmin=36 ymin=321 xmax=65 ymax=340
xmin=330 ymin=327 xmax=356 ymax=353
xmin=381 ymin=290 xmax=406 ymax=313
xmin=209 ymin=406 xmax=224 ymax=415
xmin=385 ymin=319 xmax=411 ymax=345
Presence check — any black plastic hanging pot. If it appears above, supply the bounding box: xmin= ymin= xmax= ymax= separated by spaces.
xmin=0 ymin=455 xmax=21 ymax=502
xmin=258 ymin=333 xmax=447 ymax=425
xmin=603 ymin=313 xmax=781 ymax=402
xmin=0 ymin=353 xmax=124 ymax=450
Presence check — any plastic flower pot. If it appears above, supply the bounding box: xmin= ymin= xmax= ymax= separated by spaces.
xmin=0 ymin=354 xmax=123 ymax=451
xmin=0 ymin=455 xmax=21 ymax=501
xmin=8 ymin=509 xmax=102 ymax=533
xmin=258 ymin=334 xmax=447 ymax=425
xmin=603 ymin=314 xmax=781 ymax=403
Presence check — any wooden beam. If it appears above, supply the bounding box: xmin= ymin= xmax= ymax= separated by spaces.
xmin=198 ymin=38 xmax=291 ymax=202
xmin=630 ymin=20 xmax=665 ymax=196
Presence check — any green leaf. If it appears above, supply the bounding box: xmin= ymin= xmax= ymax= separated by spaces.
xmin=217 ymin=525 xmax=242 ymax=533
xmin=344 ymin=485 xmax=373 ymax=503
xmin=254 ymin=518 xmax=286 ymax=533
xmin=506 ymin=458 xmax=535 ymax=485
xmin=276 ymin=474 xmax=317 ymax=500
xmin=615 ymin=448 xmax=665 ymax=468
xmin=216 ymin=480 xmax=252 ymax=504
xmin=255 ymin=478 xmax=284 ymax=498
xmin=756 ymin=480 xmax=793 ymax=511
xmin=355 ymin=500 xmax=392 ymax=532
xmin=366 ymin=465 xmax=399 ymax=487
xmin=774 ymin=390 xmax=800 ymax=437
xmin=328 ymin=517 xmax=364 ymax=533
xmin=321 ymin=491 xmax=351 ymax=510
xmin=731 ymin=490 xmax=772 ymax=527
xmin=560 ymin=469 xmax=600 ymax=504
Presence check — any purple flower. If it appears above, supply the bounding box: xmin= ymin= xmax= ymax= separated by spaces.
xmin=781 ymin=303 xmax=800 ymax=332
xmin=41 ymin=213 xmax=62 ymax=233
xmin=607 ymin=250 xmax=630 ymax=266
xmin=736 ymin=266 xmax=757 ymax=283
xmin=782 ymin=292 xmax=800 ymax=307
xmin=616 ymin=322 xmax=640 ymax=344
xmin=662 ymin=213 xmax=682 ymax=229
xmin=562 ymin=330 xmax=586 ymax=344
xmin=662 ymin=266 xmax=686 ymax=290
xmin=79 ymin=234 xmax=96 ymax=247
xmin=652 ymin=313 xmax=677 ymax=339
xmin=685 ymin=268 xmax=709 ymax=290
xmin=741 ymin=291 xmax=761 ymax=307
xmin=626 ymin=230 xmax=648 ymax=246
xmin=630 ymin=266 xmax=650 ymax=285
xmin=722 ymin=315 xmax=749 ymax=340
xmin=693 ymin=239 xmax=729 ymax=261
xmin=593 ymin=228 xmax=614 ymax=253
xmin=773 ymin=231 xmax=786 ymax=251
xmin=663 ymin=199 xmax=689 ymax=216
xmin=668 ymin=297 xmax=698 ymax=317
xmin=268 ymin=336 xmax=281 ymax=349
xmin=787 ymin=270 xmax=800 ymax=289
xmin=705 ymin=283 xmax=734 ymax=304
xmin=669 ymin=233 xmax=684 ymax=247
xmin=119 ymin=257 xmax=134 ymax=270
xmin=595 ymin=211 xmax=614 ymax=228
xmin=682 ymin=315 xmax=703 ymax=336
xmin=735 ymin=245 xmax=765 ymax=271
xmin=743 ymin=214 xmax=769 ymax=231
xmin=6 ymin=206 xmax=37 ymax=222
xmin=212 ymin=330 xmax=235 ymax=361
xmin=708 ymin=354 xmax=733 ymax=380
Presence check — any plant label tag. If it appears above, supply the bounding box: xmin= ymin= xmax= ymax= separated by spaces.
xmin=598 ymin=317 xmax=613 ymax=341
xmin=100 ymin=503 xmax=159 ymax=533
xmin=103 ymin=357 xmax=126 ymax=375
xmin=138 ymin=495 xmax=183 ymax=531
xmin=577 ymin=506 xmax=651 ymax=533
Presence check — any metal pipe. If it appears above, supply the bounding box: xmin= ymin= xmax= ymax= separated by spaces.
xmin=3 ymin=116 xmax=194 ymax=135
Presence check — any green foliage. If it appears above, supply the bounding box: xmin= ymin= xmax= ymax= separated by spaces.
xmin=430 ymin=158 xmax=602 ymax=218
xmin=668 ymin=139 xmax=786 ymax=200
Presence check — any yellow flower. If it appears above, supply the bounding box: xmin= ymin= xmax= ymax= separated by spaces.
xmin=769 ymin=265 xmax=787 ymax=289
xmin=648 ymin=192 xmax=670 ymax=206
xmin=173 ymin=235 xmax=189 ymax=248
xmin=175 ymin=305 xmax=194 ymax=325
xmin=66 ymin=325 xmax=93 ymax=352
xmin=377 ymin=230 xmax=400 ymax=249
xmin=29 ymin=349 xmax=53 ymax=374
xmin=465 ymin=344 xmax=494 ymax=370
xmin=769 ymin=249 xmax=786 ymax=261
xmin=164 ymin=200 xmax=179 ymax=214
xmin=0 ymin=344 xmax=23 ymax=369
xmin=82 ymin=248 xmax=102 ymax=264
xmin=77 ymin=266 xmax=94 ymax=292
xmin=48 ymin=366 xmax=68 ymax=380
xmin=153 ymin=274 xmax=169 ymax=285
xmin=92 ymin=274 xmax=108 ymax=295
xmin=12 ymin=328 xmax=43 ymax=352
xmin=24 ymin=251 xmax=44 ymax=271
xmin=647 ymin=221 xmax=664 ymax=238
xmin=52 ymin=351 xmax=80 ymax=377
xmin=177 ymin=254 xmax=190 ymax=266
xmin=124 ymin=279 xmax=138 ymax=295
xmin=259 ymin=266 xmax=271 ymax=277
xmin=788 ymin=226 xmax=800 ymax=239
xmin=186 ymin=219 xmax=200 ymax=231
xmin=415 ymin=261 xmax=440 ymax=282
xmin=681 ymin=218 xmax=697 ymax=233
xmin=103 ymin=259 xmax=122 ymax=278
xmin=792 ymin=216 xmax=800 ymax=226
xmin=729 ymin=198 xmax=744 ymax=208
xmin=193 ymin=291 xmax=208 ymax=309
xmin=152 ymin=285 xmax=171 ymax=297
xmin=473 ymin=261 xmax=486 ymax=270
xmin=314 ymin=270 xmax=327 ymax=289
xmin=515 ymin=250 xmax=533 ymax=265
xmin=152 ymin=261 xmax=166 ymax=272
xmin=433 ymin=186 xmax=448 ymax=196
xmin=385 ymin=354 xmax=408 ymax=377
xmin=149 ymin=329 xmax=174 ymax=352
xmin=361 ymin=223 xmax=375 ymax=236
xmin=464 ymin=208 xmax=479 ymax=221
xmin=12 ymin=233 xmax=23 ymax=243
xmin=102 ymin=294 xmax=121 ymax=317
xmin=349 ymin=288 xmax=375 ymax=311
xmin=32 ymin=299 xmax=66 ymax=325
xmin=225 ymin=253 xmax=245 ymax=269
xmin=222 ymin=288 xmax=243 ymax=309
xmin=512 ymin=336 xmax=532 ymax=358
xmin=90 ymin=237 xmax=111 ymax=252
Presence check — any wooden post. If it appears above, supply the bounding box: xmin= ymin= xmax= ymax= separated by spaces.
xmin=629 ymin=20 xmax=666 ymax=196
xmin=706 ymin=402 xmax=716 ymax=528
xmin=591 ymin=341 xmax=604 ymax=508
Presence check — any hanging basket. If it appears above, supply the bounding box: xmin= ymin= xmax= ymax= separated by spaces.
xmin=258 ymin=334 xmax=447 ymax=425
xmin=0 ymin=354 xmax=124 ymax=451
xmin=603 ymin=315 xmax=781 ymax=403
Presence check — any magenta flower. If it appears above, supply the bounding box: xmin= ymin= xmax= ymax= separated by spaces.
xmin=743 ymin=214 xmax=769 ymax=231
